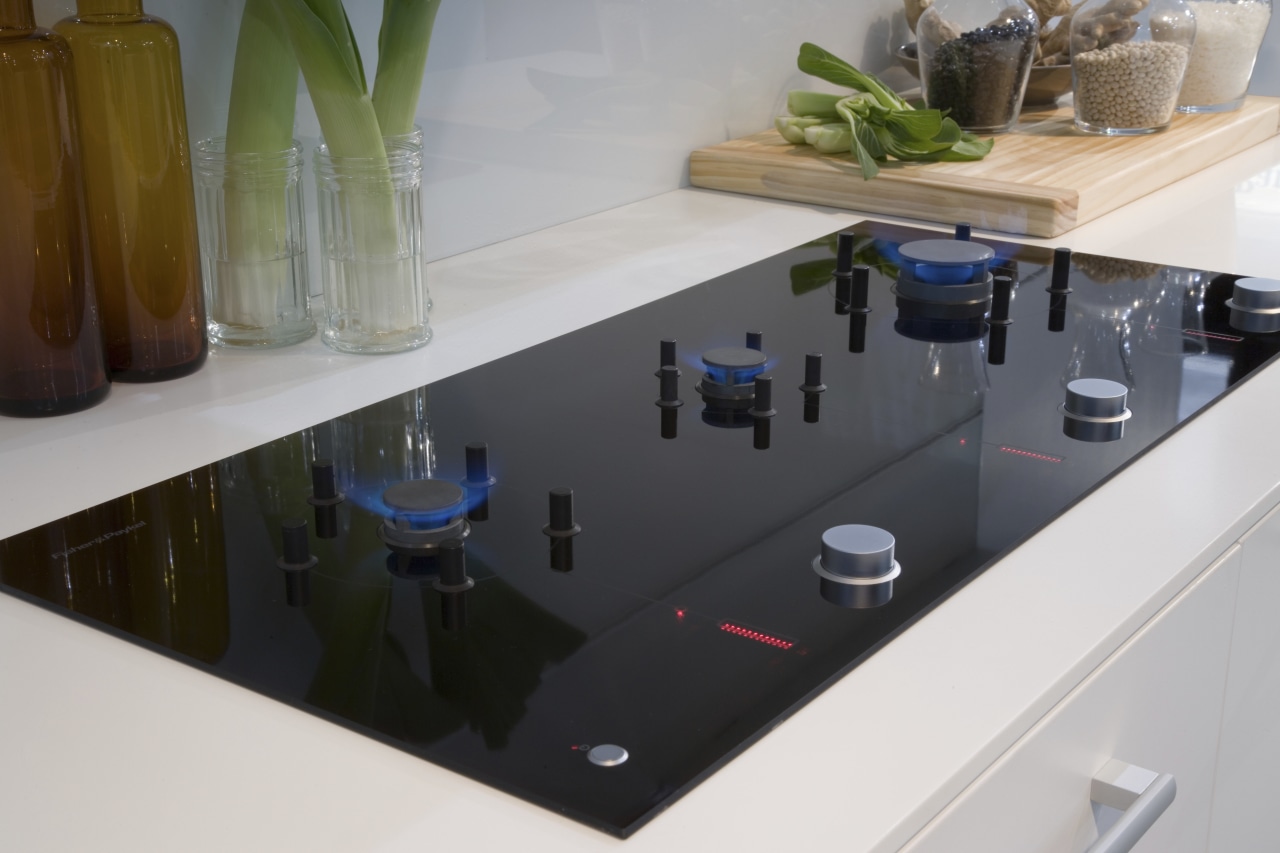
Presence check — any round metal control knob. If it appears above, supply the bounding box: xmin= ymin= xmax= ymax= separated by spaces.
xmin=1226 ymin=277 xmax=1280 ymax=333
xmin=1063 ymin=378 xmax=1129 ymax=419
xmin=587 ymin=744 xmax=629 ymax=767
xmin=819 ymin=525 xmax=896 ymax=579
xmin=1060 ymin=378 xmax=1132 ymax=443
xmin=813 ymin=524 xmax=901 ymax=609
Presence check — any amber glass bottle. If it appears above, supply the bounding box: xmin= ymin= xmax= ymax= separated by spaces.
xmin=55 ymin=0 xmax=206 ymax=381
xmin=0 ymin=0 xmax=110 ymax=416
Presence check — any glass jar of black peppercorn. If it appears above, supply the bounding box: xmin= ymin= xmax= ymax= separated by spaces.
xmin=918 ymin=0 xmax=1041 ymax=133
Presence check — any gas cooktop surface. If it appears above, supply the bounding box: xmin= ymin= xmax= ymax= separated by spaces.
xmin=4 ymin=222 xmax=1277 ymax=837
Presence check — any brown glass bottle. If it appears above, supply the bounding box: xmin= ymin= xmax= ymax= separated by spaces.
xmin=0 ymin=0 xmax=110 ymax=416
xmin=55 ymin=0 xmax=206 ymax=381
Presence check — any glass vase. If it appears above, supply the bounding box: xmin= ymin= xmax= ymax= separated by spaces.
xmin=917 ymin=0 xmax=1040 ymax=133
xmin=194 ymin=138 xmax=314 ymax=348
xmin=1071 ymin=0 xmax=1197 ymax=134
xmin=1177 ymin=0 xmax=1272 ymax=112
xmin=314 ymin=129 xmax=431 ymax=355
xmin=0 ymin=0 xmax=110 ymax=416
xmin=54 ymin=0 xmax=207 ymax=381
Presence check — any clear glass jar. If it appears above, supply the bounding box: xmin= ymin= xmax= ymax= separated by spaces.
xmin=1178 ymin=0 xmax=1272 ymax=112
xmin=193 ymin=139 xmax=314 ymax=348
xmin=917 ymin=0 xmax=1040 ymax=133
xmin=314 ymin=129 xmax=431 ymax=355
xmin=1071 ymin=0 xmax=1197 ymax=134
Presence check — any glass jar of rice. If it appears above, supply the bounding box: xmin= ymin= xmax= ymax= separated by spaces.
xmin=1070 ymin=0 xmax=1197 ymax=134
xmin=1177 ymin=0 xmax=1271 ymax=112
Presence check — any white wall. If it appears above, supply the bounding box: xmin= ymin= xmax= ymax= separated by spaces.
xmin=32 ymin=1 xmax=1280 ymax=265
xmin=33 ymin=0 xmax=909 ymax=263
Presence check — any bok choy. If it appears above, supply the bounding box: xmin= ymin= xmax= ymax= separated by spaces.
xmin=777 ymin=43 xmax=994 ymax=179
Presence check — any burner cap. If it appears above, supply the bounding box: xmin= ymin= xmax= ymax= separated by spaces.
xmin=696 ymin=345 xmax=769 ymax=406
xmin=898 ymin=239 xmax=994 ymax=286
xmin=384 ymin=480 xmax=464 ymax=521
xmin=702 ymin=346 xmax=767 ymax=377
xmin=378 ymin=479 xmax=470 ymax=558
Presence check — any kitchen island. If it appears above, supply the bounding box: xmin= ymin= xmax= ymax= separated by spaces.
xmin=4 ymin=134 xmax=1280 ymax=851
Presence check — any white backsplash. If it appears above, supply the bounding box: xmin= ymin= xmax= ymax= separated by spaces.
xmin=32 ymin=0 xmax=1280 ymax=266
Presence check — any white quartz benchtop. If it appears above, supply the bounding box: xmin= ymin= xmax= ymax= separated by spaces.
xmin=5 ymin=136 xmax=1280 ymax=853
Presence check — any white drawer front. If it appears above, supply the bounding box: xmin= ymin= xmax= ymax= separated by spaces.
xmin=902 ymin=545 xmax=1242 ymax=853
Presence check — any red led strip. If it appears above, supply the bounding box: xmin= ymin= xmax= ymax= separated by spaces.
xmin=999 ymin=445 xmax=1064 ymax=464
xmin=719 ymin=622 xmax=795 ymax=650
xmin=1183 ymin=329 xmax=1244 ymax=343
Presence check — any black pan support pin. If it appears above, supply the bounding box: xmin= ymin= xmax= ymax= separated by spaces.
xmin=278 ymin=518 xmax=318 ymax=607
xmin=544 ymin=487 xmax=581 ymax=572
xmin=307 ymin=459 xmax=344 ymax=539
xmin=433 ymin=538 xmax=473 ymax=631
xmin=800 ymin=353 xmax=825 ymax=424
xmin=462 ymin=442 xmax=497 ymax=522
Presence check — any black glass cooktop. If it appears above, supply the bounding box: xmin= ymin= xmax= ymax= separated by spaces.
xmin=4 ymin=222 xmax=1278 ymax=837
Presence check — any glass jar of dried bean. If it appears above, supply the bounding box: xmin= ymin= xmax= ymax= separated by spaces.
xmin=1070 ymin=0 xmax=1197 ymax=134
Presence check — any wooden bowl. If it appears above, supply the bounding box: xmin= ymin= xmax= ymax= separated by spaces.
xmin=895 ymin=43 xmax=1072 ymax=108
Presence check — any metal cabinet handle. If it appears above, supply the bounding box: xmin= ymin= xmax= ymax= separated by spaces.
xmin=1084 ymin=759 xmax=1177 ymax=853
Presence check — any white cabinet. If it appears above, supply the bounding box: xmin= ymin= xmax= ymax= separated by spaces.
xmin=901 ymin=546 xmax=1243 ymax=853
xmin=1209 ymin=502 xmax=1280 ymax=852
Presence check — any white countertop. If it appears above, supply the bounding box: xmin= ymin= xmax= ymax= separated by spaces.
xmin=5 ymin=136 xmax=1280 ymax=852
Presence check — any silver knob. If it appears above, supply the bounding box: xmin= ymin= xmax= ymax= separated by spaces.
xmin=1060 ymin=378 xmax=1132 ymax=443
xmin=1227 ymin=277 xmax=1280 ymax=333
xmin=819 ymin=525 xmax=896 ymax=579
xmin=1064 ymin=378 xmax=1129 ymax=419
xmin=813 ymin=525 xmax=900 ymax=609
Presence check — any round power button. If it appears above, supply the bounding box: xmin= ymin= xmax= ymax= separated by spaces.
xmin=587 ymin=744 xmax=629 ymax=767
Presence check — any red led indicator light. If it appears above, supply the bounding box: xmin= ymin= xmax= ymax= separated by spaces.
xmin=959 ymin=438 xmax=968 ymax=446
xmin=1184 ymin=329 xmax=1244 ymax=343
xmin=999 ymin=445 xmax=1063 ymax=464
xmin=719 ymin=622 xmax=795 ymax=650
xmin=675 ymin=608 xmax=686 ymax=620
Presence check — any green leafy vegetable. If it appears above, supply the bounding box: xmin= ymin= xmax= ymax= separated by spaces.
xmin=775 ymin=115 xmax=831 ymax=144
xmin=786 ymin=90 xmax=845 ymax=119
xmin=373 ymin=0 xmax=443 ymax=135
xmin=797 ymin=43 xmax=910 ymax=112
xmin=779 ymin=42 xmax=995 ymax=180
xmin=804 ymin=122 xmax=854 ymax=154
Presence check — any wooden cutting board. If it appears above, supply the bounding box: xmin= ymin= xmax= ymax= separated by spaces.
xmin=689 ymin=97 xmax=1280 ymax=238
